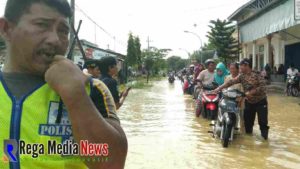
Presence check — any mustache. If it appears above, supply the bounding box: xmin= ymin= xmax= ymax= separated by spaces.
xmin=36 ymin=47 xmax=65 ymax=58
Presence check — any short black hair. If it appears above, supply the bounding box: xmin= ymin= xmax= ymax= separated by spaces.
xmin=240 ymin=58 xmax=252 ymax=68
xmin=99 ymin=56 xmax=117 ymax=75
xmin=84 ymin=59 xmax=99 ymax=69
xmin=290 ymin=64 xmax=295 ymax=68
xmin=230 ymin=62 xmax=239 ymax=70
xmin=4 ymin=0 xmax=72 ymax=23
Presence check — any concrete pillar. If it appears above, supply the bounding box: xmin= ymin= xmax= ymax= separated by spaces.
xmin=275 ymin=39 xmax=280 ymax=68
xmin=273 ymin=35 xmax=283 ymax=68
xmin=280 ymin=39 xmax=285 ymax=65
xmin=252 ymin=41 xmax=257 ymax=70
xmin=282 ymin=40 xmax=285 ymax=64
xmin=258 ymin=52 xmax=261 ymax=71
xmin=242 ymin=44 xmax=247 ymax=60
xmin=267 ymin=35 xmax=273 ymax=67
xmin=264 ymin=36 xmax=272 ymax=65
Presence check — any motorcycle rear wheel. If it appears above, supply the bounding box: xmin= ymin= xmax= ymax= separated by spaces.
xmin=202 ymin=106 xmax=207 ymax=119
xmin=287 ymin=87 xmax=292 ymax=96
xmin=291 ymin=87 xmax=299 ymax=97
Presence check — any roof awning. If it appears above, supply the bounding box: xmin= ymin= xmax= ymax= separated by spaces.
xmin=240 ymin=0 xmax=299 ymax=42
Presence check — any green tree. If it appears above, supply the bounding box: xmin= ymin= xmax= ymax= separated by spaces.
xmin=167 ymin=56 xmax=187 ymax=71
xmin=134 ymin=36 xmax=142 ymax=67
xmin=126 ymin=33 xmax=137 ymax=66
xmin=207 ymin=19 xmax=240 ymax=63
xmin=201 ymin=42 xmax=215 ymax=51
xmin=142 ymin=47 xmax=171 ymax=82
xmin=191 ymin=50 xmax=215 ymax=63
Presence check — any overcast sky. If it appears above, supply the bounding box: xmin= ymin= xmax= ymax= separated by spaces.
xmin=0 ymin=0 xmax=250 ymax=58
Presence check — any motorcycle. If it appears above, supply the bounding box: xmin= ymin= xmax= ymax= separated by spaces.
xmin=287 ymin=75 xmax=299 ymax=97
xmin=195 ymin=82 xmax=219 ymax=120
xmin=183 ymin=75 xmax=194 ymax=95
xmin=212 ymin=89 xmax=245 ymax=148
xmin=168 ymin=75 xmax=175 ymax=84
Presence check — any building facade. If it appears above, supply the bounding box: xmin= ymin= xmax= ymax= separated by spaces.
xmin=229 ymin=0 xmax=300 ymax=73
xmin=73 ymin=39 xmax=126 ymax=71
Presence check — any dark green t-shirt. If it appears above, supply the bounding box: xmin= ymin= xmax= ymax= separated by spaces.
xmin=1 ymin=72 xmax=45 ymax=100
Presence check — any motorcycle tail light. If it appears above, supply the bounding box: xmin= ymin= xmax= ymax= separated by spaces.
xmin=206 ymin=103 xmax=217 ymax=110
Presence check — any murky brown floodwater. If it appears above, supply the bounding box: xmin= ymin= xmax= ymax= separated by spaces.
xmin=119 ymin=80 xmax=300 ymax=169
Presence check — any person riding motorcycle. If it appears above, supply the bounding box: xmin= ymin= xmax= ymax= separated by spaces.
xmin=287 ymin=64 xmax=299 ymax=90
xmin=214 ymin=59 xmax=269 ymax=140
xmin=214 ymin=62 xmax=230 ymax=86
xmin=224 ymin=62 xmax=245 ymax=133
xmin=194 ymin=59 xmax=216 ymax=101
xmin=196 ymin=59 xmax=216 ymax=88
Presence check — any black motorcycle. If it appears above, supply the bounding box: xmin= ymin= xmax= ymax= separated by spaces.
xmin=287 ymin=75 xmax=299 ymax=97
xmin=168 ymin=75 xmax=175 ymax=84
xmin=212 ymin=89 xmax=245 ymax=148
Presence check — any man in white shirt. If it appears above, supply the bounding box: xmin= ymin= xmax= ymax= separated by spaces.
xmin=287 ymin=64 xmax=299 ymax=77
xmin=287 ymin=64 xmax=299 ymax=90
xmin=197 ymin=59 xmax=216 ymax=86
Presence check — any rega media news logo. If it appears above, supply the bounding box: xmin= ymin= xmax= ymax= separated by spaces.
xmin=3 ymin=139 xmax=109 ymax=162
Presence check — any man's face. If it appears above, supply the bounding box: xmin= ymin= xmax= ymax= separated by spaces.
xmin=4 ymin=3 xmax=70 ymax=75
xmin=190 ymin=67 xmax=194 ymax=72
xmin=229 ymin=65 xmax=238 ymax=76
xmin=93 ymin=67 xmax=101 ymax=78
xmin=109 ymin=65 xmax=118 ymax=76
xmin=207 ymin=63 xmax=216 ymax=72
xmin=240 ymin=64 xmax=250 ymax=73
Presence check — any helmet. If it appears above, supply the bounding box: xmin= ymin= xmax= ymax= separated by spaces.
xmin=205 ymin=59 xmax=215 ymax=66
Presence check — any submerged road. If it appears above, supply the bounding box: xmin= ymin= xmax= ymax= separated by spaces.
xmin=119 ymin=80 xmax=300 ymax=169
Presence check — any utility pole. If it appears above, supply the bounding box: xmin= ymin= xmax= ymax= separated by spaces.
xmin=146 ymin=36 xmax=153 ymax=51
xmin=146 ymin=36 xmax=153 ymax=83
xmin=69 ymin=0 xmax=75 ymax=61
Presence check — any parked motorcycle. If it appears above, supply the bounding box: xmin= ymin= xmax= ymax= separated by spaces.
xmin=212 ymin=89 xmax=245 ymax=148
xmin=287 ymin=75 xmax=299 ymax=97
xmin=195 ymin=82 xmax=219 ymax=120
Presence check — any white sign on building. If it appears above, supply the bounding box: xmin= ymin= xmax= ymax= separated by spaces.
xmin=295 ymin=0 xmax=300 ymax=20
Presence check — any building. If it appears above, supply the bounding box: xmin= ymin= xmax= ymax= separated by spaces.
xmin=73 ymin=40 xmax=127 ymax=83
xmin=229 ymin=0 xmax=300 ymax=74
xmin=73 ymin=39 xmax=126 ymax=69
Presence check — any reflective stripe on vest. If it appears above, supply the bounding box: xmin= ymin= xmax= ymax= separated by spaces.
xmin=0 ymin=75 xmax=91 ymax=169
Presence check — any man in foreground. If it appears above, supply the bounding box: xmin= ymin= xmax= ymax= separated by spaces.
xmin=214 ymin=59 xmax=269 ymax=140
xmin=0 ymin=0 xmax=127 ymax=168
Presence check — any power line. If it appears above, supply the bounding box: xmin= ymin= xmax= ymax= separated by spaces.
xmin=74 ymin=4 xmax=127 ymax=47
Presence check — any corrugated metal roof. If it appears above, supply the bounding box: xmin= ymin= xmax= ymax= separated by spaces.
xmin=228 ymin=0 xmax=282 ymax=22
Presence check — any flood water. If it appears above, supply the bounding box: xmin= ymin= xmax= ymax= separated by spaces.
xmin=119 ymin=80 xmax=300 ymax=169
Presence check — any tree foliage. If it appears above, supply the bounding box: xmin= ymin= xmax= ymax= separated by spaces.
xmin=206 ymin=19 xmax=240 ymax=63
xmin=126 ymin=33 xmax=142 ymax=67
xmin=142 ymin=47 xmax=170 ymax=74
xmin=190 ymin=50 xmax=215 ymax=63
xmin=134 ymin=36 xmax=142 ymax=66
xmin=167 ymin=56 xmax=188 ymax=71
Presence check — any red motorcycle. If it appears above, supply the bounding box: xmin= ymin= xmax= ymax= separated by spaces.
xmin=195 ymin=82 xmax=219 ymax=120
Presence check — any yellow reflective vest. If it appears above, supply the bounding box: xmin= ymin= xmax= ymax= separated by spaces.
xmin=0 ymin=75 xmax=118 ymax=169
